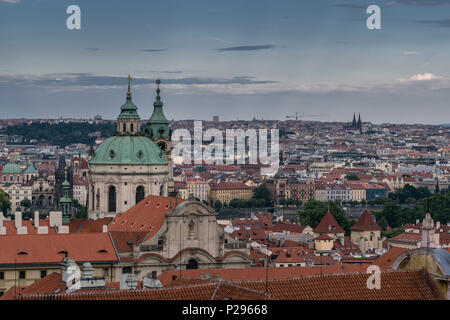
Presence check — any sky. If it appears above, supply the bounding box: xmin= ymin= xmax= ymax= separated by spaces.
xmin=0 ymin=0 xmax=449 ymax=124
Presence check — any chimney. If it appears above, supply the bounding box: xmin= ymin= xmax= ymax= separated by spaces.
xmin=436 ymin=221 xmax=440 ymax=230
xmin=61 ymin=257 xmax=81 ymax=292
xmin=120 ymin=273 xmax=138 ymax=290
xmin=15 ymin=211 xmax=22 ymax=228
xmin=49 ymin=211 xmax=62 ymax=227
xmin=143 ymin=275 xmax=162 ymax=289
xmin=34 ymin=211 xmax=39 ymax=228
xmin=416 ymin=219 xmax=419 ymax=225
xmin=339 ymin=237 xmax=345 ymax=246
xmin=102 ymin=225 xmax=108 ymax=233
xmin=81 ymin=262 xmax=94 ymax=279
xmin=15 ymin=212 xmax=27 ymax=235
xmin=79 ymin=262 xmax=105 ymax=289
xmin=420 ymin=213 xmax=436 ymax=248
xmin=57 ymin=225 xmax=69 ymax=234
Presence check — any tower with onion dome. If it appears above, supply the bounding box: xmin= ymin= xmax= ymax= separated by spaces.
xmin=88 ymin=76 xmax=172 ymax=219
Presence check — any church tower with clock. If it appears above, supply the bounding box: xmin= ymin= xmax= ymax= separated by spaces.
xmin=145 ymin=79 xmax=175 ymax=196
xmin=87 ymin=77 xmax=174 ymax=219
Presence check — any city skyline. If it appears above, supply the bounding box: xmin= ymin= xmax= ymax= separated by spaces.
xmin=1 ymin=0 xmax=450 ymax=123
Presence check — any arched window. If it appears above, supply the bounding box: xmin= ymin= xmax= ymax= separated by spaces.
xmin=186 ymin=259 xmax=198 ymax=270
xmin=136 ymin=186 xmax=145 ymax=204
xmin=160 ymin=184 xmax=164 ymax=196
xmin=108 ymin=186 xmax=116 ymax=212
xmin=123 ymin=123 xmax=126 ymax=132
xmin=38 ymin=195 xmax=45 ymax=207
xmin=130 ymin=123 xmax=134 ymax=133
xmin=95 ymin=188 xmax=100 ymax=210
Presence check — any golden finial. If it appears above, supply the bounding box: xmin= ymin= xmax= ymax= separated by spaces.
xmin=127 ymin=74 xmax=132 ymax=95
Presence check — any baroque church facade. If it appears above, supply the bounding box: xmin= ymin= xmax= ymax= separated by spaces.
xmin=88 ymin=77 xmax=174 ymax=219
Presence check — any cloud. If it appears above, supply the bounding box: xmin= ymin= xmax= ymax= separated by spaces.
xmin=403 ymin=51 xmax=420 ymax=55
xmin=1 ymin=72 xmax=449 ymax=97
xmin=143 ymin=70 xmax=183 ymax=74
xmin=416 ymin=19 xmax=450 ymax=27
xmin=0 ymin=73 xmax=276 ymax=92
xmin=399 ymin=73 xmax=445 ymax=82
xmin=216 ymin=45 xmax=276 ymax=52
xmin=140 ymin=49 xmax=166 ymax=52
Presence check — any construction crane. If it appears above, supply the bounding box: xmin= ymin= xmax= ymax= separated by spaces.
xmin=286 ymin=112 xmax=300 ymax=121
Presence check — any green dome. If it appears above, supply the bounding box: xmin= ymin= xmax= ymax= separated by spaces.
xmin=2 ymin=163 xmax=22 ymax=175
xmin=90 ymin=136 xmax=167 ymax=165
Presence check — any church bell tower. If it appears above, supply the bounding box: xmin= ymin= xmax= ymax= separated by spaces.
xmin=145 ymin=79 xmax=175 ymax=195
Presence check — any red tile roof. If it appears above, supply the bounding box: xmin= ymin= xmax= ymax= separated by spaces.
xmin=0 ymin=233 xmax=118 ymax=265
xmin=157 ymin=264 xmax=366 ymax=286
xmin=313 ymin=211 xmax=345 ymax=234
xmin=350 ymin=210 xmax=381 ymax=231
xmin=14 ymin=281 xmax=270 ymax=300
xmin=234 ymin=269 xmax=444 ymax=300
xmin=108 ymin=195 xmax=184 ymax=242
xmin=373 ymin=247 xmax=408 ymax=271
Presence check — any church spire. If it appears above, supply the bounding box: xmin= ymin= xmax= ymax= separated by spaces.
xmin=117 ymin=75 xmax=141 ymax=135
xmin=60 ymin=169 xmax=72 ymax=224
xmin=146 ymin=79 xmax=170 ymax=141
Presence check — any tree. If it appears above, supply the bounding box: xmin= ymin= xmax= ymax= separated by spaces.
xmin=0 ymin=189 xmax=10 ymax=217
xmin=73 ymin=199 xmax=87 ymax=219
xmin=345 ymin=174 xmax=359 ymax=181
xmin=20 ymin=199 xmax=32 ymax=217
xmin=214 ymin=200 xmax=222 ymax=211
xmin=253 ymin=185 xmax=271 ymax=206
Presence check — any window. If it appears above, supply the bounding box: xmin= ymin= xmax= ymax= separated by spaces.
xmin=103 ymin=268 xmax=109 ymax=277
xmin=151 ymin=271 xmax=157 ymax=279
xmin=0 ymin=271 xmax=4 ymax=280
xmin=186 ymin=259 xmax=198 ymax=270
xmin=40 ymin=270 xmax=47 ymax=278
xmin=19 ymin=271 xmax=26 ymax=279
xmin=136 ymin=186 xmax=145 ymax=204
xmin=108 ymin=186 xmax=116 ymax=212
xmin=122 ymin=266 xmax=132 ymax=274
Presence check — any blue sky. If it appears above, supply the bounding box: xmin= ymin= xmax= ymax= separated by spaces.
xmin=0 ymin=0 xmax=449 ymax=124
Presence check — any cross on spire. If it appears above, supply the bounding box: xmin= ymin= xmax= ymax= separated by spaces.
xmin=127 ymin=74 xmax=132 ymax=95
xmin=156 ymin=78 xmax=161 ymax=96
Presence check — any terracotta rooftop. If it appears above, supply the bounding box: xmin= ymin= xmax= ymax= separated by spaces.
xmin=350 ymin=210 xmax=381 ymax=231
xmin=13 ymin=281 xmax=271 ymax=300
xmin=234 ymin=269 xmax=444 ymax=300
xmin=157 ymin=264 xmax=366 ymax=286
xmin=313 ymin=210 xmax=345 ymax=234
xmin=373 ymin=247 xmax=408 ymax=271
xmin=0 ymin=233 xmax=118 ymax=265
xmin=108 ymin=195 xmax=185 ymax=242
